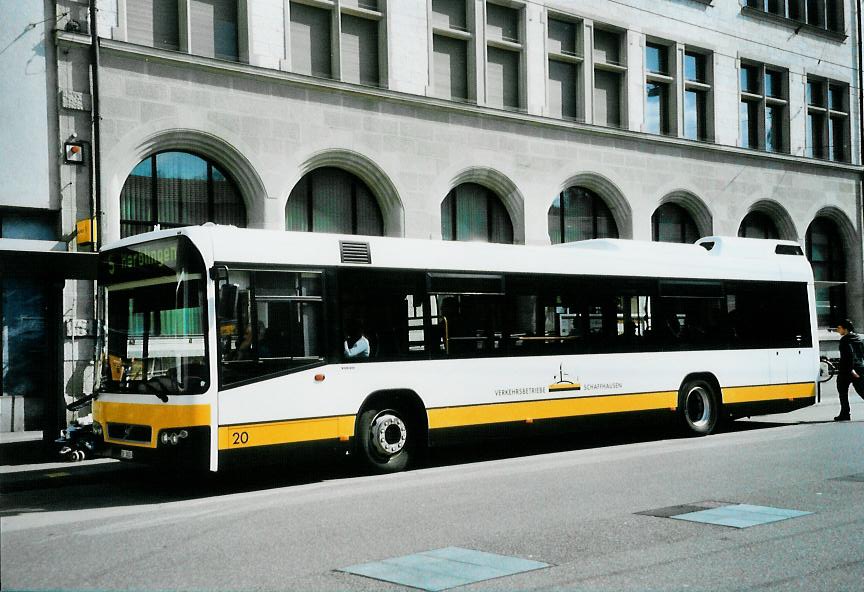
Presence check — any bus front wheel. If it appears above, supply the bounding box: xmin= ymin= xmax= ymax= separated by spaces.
xmin=357 ymin=407 xmax=412 ymax=473
xmin=678 ymin=379 xmax=719 ymax=435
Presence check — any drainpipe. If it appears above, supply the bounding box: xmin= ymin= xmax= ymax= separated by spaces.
xmin=88 ymin=0 xmax=103 ymax=402
xmin=857 ymin=1 xmax=863 ymax=166
xmin=88 ymin=0 xmax=102 ymax=251
xmin=858 ymin=0 xmax=864 ymax=328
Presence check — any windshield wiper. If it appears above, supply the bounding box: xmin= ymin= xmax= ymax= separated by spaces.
xmin=138 ymin=378 xmax=170 ymax=403
xmin=67 ymin=392 xmax=99 ymax=411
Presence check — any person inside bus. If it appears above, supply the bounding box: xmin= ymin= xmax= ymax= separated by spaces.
xmin=343 ymin=318 xmax=370 ymax=359
xmin=234 ymin=324 xmax=254 ymax=360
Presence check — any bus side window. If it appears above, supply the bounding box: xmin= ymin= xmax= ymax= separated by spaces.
xmin=431 ymin=294 xmax=504 ymax=358
xmin=219 ymin=270 xmax=325 ymax=387
xmin=338 ymin=269 xmax=427 ymax=362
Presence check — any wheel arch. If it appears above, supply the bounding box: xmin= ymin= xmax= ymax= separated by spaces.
xmin=356 ymin=389 xmax=430 ymax=445
xmin=678 ymin=372 xmax=722 ymax=406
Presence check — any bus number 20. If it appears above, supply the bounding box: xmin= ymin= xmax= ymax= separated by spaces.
xmin=232 ymin=431 xmax=249 ymax=445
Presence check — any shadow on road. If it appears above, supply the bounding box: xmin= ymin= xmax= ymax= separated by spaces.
xmin=0 ymin=415 xmax=804 ymax=518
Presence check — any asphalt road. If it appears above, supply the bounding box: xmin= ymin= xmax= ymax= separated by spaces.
xmin=2 ymin=392 xmax=862 ymax=591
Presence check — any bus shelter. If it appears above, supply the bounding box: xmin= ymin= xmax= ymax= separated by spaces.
xmin=0 ymin=239 xmax=97 ymax=443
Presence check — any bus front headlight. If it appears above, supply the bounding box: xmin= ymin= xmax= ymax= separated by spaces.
xmin=159 ymin=430 xmax=189 ymax=446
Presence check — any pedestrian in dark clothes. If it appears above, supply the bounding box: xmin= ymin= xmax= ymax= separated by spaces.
xmin=834 ymin=319 xmax=864 ymax=421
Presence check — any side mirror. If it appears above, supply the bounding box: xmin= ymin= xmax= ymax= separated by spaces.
xmin=218 ymin=284 xmax=239 ymax=320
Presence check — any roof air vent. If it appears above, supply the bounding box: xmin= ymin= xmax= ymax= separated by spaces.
xmin=340 ymin=241 xmax=372 ymax=264
xmin=699 ymin=241 xmax=715 ymax=251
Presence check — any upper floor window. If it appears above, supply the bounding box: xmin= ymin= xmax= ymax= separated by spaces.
xmin=431 ymin=0 xmax=473 ymax=101
xmin=593 ymin=27 xmax=626 ymax=128
xmin=546 ymin=15 xmax=583 ymax=121
xmin=739 ymin=61 xmax=788 ymax=153
xmin=190 ymin=0 xmax=238 ymax=61
xmin=806 ymin=77 xmax=849 ymax=161
xmin=548 ymin=187 xmax=618 ymax=244
xmin=441 ymin=183 xmax=513 ymax=243
xmin=290 ymin=2 xmax=332 ymax=78
xmin=126 ymin=0 xmax=180 ymax=51
xmin=289 ymin=0 xmax=385 ymax=86
xmin=645 ymin=41 xmax=674 ymax=136
xmin=485 ymin=2 xmax=524 ymax=111
xmin=340 ymin=1 xmax=384 ymax=86
xmin=743 ymin=1 xmax=845 ymax=34
xmin=285 ymin=167 xmax=384 ymax=236
xmin=120 ymin=151 xmax=247 ymax=238
xmin=683 ymin=50 xmax=712 ymax=141
xmin=126 ymin=0 xmax=238 ymax=60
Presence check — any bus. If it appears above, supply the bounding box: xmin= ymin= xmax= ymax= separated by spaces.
xmin=92 ymin=225 xmax=818 ymax=473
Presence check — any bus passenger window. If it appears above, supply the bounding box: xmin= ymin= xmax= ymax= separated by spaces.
xmin=337 ymin=269 xmax=427 ymax=362
xmin=218 ymin=270 xmax=324 ymax=387
xmin=432 ymin=294 xmax=504 ymax=358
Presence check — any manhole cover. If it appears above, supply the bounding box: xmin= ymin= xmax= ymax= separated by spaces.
xmin=339 ymin=547 xmax=549 ymax=591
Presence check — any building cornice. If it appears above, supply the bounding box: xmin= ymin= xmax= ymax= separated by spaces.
xmin=56 ymin=33 xmax=864 ymax=176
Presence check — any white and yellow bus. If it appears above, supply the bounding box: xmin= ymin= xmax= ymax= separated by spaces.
xmin=93 ymin=225 xmax=818 ymax=472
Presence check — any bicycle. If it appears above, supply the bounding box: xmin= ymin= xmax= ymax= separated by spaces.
xmin=819 ymin=356 xmax=837 ymax=383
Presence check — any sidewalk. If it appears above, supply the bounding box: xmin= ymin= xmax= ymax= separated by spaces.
xmin=0 ymin=431 xmax=133 ymax=494
xmin=0 ymin=382 xmax=858 ymax=494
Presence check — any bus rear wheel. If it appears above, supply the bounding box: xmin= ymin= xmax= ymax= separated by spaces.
xmin=357 ymin=407 xmax=412 ymax=473
xmin=679 ymin=379 xmax=719 ymax=435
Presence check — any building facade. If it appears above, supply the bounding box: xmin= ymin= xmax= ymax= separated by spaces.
xmin=2 ymin=0 xmax=863 ymax=431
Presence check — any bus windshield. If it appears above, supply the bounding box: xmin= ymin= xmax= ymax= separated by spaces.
xmin=98 ymin=236 xmax=209 ymax=396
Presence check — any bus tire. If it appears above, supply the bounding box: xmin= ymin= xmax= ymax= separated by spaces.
xmin=357 ymin=407 xmax=413 ymax=473
xmin=678 ymin=379 xmax=719 ymax=436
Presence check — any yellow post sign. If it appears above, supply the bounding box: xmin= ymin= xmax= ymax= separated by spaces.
xmin=76 ymin=218 xmax=95 ymax=246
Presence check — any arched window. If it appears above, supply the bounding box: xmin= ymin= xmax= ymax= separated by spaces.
xmin=806 ymin=217 xmax=846 ymax=327
xmin=441 ymin=183 xmax=513 ymax=243
xmin=120 ymin=151 xmax=246 ymax=238
xmin=548 ymin=187 xmax=618 ymax=244
xmin=738 ymin=211 xmax=779 ymax=239
xmin=652 ymin=203 xmax=700 ymax=243
xmin=285 ymin=167 xmax=383 ymax=236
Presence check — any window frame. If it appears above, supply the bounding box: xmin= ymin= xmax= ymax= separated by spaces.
xmin=284 ymin=167 xmax=385 ymax=236
xmin=216 ymin=265 xmax=328 ymax=390
xmin=805 ymin=75 xmax=850 ymax=162
xmin=652 ymin=202 xmax=700 ymax=244
xmin=484 ymin=1 xmax=526 ymax=111
xmin=741 ymin=0 xmax=846 ymax=38
xmin=738 ymin=60 xmax=789 ymax=153
xmin=286 ymin=0 xmax=388 ymax=87
xmin=592 ymin=25 xmax=628 ymax=128
xmin=545 ymin=12 xmax=584 ymax=121
xmin=548 ymin=186 xmax=619 ymax=244
xmin=441 ymin=183 xmax=514 ymax=244
xmin=429 ymin=0 xmax=476 ymax=102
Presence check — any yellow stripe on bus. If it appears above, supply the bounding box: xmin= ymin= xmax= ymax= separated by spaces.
xmin=93 ymin=401 xmax=210 ymax=448
xmin=427 ymin=391 xmax=678 ymax=429
xmin=96 ymin=382 xmax=816 ymax=451
xmin=218 ymin=415 xmax=356 ymax=450
xmin=722 ymin=382 xmax=815 ymax=404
